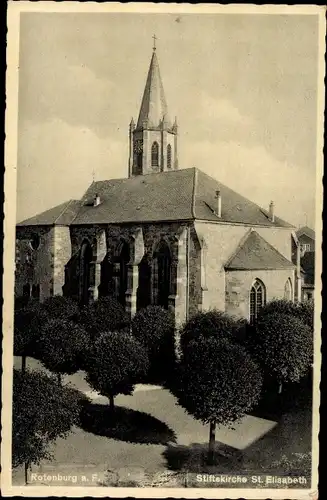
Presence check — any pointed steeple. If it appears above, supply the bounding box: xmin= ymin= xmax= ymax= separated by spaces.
xmin=137 ymin=42 xmax=171 ymax=129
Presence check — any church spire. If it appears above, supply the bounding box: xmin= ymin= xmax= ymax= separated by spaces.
xmin=128 ymin=38 xmax=178 ymax=177
xmin=136 ymin=37 xmax=171 ymax=129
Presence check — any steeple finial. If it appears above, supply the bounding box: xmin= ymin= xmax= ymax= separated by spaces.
xmin=152 ymin=34 xmax=157 ymax=51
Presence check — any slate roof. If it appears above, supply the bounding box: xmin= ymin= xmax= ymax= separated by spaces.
xmin=71 ymin=168 xmax=293 ymax=227
xmin=296 ymin=226 xmax=315 ymax=240
xmin=225 ymin=230 xmax=295 ymax=270
xmin=17 ymin=200 xmax=81 ymax=227
xmin=17 ymin=168 xmax=294 ymax=228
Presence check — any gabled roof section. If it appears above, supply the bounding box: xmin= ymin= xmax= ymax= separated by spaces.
xmin=73 ymin=169 xmax=195 ymax=224
xmin=296 ymin=226 xmax=315 ymax=240
xmin=17 ymin=200 xmax=80 ymax=227
xmin=192 ymin=169 xmax=293 ymax=227
xmin=17 ymin=168 xmax=295 ymax=228
xmin=225 ymin=230 xmax=295 ymax=270
xmin=137 ymin=50 xmax=170 ymax=128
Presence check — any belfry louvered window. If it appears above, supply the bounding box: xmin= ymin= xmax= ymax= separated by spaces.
xmin=249 ymin=279 xmax=266 ymax=324
xmin=167 ymin=144 xmax=172 ymax=169
xmin=151 ymin=142 xmax=159 ymax=167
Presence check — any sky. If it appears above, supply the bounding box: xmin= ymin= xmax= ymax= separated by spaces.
xmin=16 ymin=11 xmax=321 ymax=228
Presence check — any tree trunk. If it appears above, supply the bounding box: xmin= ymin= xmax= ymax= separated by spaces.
xmin=208 ymin=420 xmax=216 ymax=465
xmin=57 ymin=373 xmax=62 ymax=386
xmin=109 ymin=394 xmax=115 ymax=411
xmin=24 ymin=461 xmax=29 ymax=485
xmin=22 ymin=355 xmax=26 ymax=373
xmin=278 ymin=381 xmax=283 ymax=394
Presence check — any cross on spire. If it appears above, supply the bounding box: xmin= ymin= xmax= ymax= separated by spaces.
xmin=152 ymin=34 xmax=157 ymax=51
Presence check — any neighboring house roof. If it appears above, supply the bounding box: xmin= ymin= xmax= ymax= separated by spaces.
xmin=71 ymin=168 xmax=293 ymax=227
xmin=17 ymin=200 xmax=81 ymax=227
xmin=225 ymin=230 xmax=295 ymax=270
xmin=300 ymin=251 xmax=315 ymax=285
xmin=296 ymin=226 xmax=315 ymax=240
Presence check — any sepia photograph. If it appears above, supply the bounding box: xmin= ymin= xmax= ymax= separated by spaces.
xmin=2 ymin=2 xmax=324 ymax=498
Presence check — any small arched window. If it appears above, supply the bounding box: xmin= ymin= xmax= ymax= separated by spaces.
xmin=167 ymin=144 xmax=172 ymax=169
xmin=284 ymin=278 xmax=293 ymax=301
xmin=151 ymin=142 xmax=159 ymax=167
xmin=250 ymin=279 xmax=266 ymax=324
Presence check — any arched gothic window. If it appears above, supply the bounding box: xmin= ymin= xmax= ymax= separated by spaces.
xmin=151 ymin=142 xmax=159 ymax=167
xmin=167 ymin=144 xmax=172 ymax=169
xmin=80 ymin=240 xmax=93 ymax=305
xmin=250 ymin=279 xmax=266 ymax=323
xmin=118 ymin=242 xmax=130 ymax=308
xmin=152 ymin=241 xmax=171 ymax=309
xmin=284 ymin=278 xmax=293 ymax=301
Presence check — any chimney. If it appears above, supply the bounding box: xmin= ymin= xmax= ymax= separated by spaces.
xmin=215 ymin=190 xmax=222 ymax=218
xmin=93 ymin=193 xmax=101 ymax=207
xmin=269 ymin=200 xmax=275 ymax=222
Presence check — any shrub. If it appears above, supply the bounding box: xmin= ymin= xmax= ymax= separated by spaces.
xmin=37 ymin=319 xmax=90 ymax=384
xmin=131 ymin=306 xmax=176 ymax=384
xmin=12 ymin=369 xmax=88 ymax=481
xmin=39 ymin=295 xmax=79 ymax=322
xmin=175 ymin=336 xmax=262 ymax=464
xmin=78 ymin=297 xmax=129 ymax=337
xmin=179 ymin=309 xmax=247 ymax=354
xmin=85 ymin=331 xmax=149 ymax=410
xmin=258 ymin=299 xmax=314 ymax=331
xmin=247 ymin=312 xmax=313 ymax=390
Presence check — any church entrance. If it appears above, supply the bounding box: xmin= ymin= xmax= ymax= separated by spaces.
xmin=80 ymin=240 xmax=93 ymax=305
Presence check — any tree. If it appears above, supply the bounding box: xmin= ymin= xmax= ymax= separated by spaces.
xmin=39 ymin=295 xmax=79 ymax=322
xmin=14 ymin=299 xmax=43 ymax=371
xmin=179 ymin=309 xmax=246 ymax=354
xmin=175 ymin=337 xmax=262 ymax=464
xmin=247 ymin=312 xmax=313 ymax=393
xmin=131 ymin=306 xmax=176 ymax=384
xmin=38 ymin=319 xmax=90 ymax=385
xmin=257 ymin=299 xmax=314 ymax=331
xmin=85 ymin=331 xmax=149 ymax=410
xmin=78 ymin=297 xmax=129 ymax=338
xmin=13 ymin=369 xmax=88 ymax=483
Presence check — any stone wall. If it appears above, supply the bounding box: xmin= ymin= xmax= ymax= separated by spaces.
xmin=225 ymin=268 xmax=296 ymax=319
xmin=193 ymin=221 xmax=294 ymax=316
xmin=15 ymin=226 xmax=55 ymax=300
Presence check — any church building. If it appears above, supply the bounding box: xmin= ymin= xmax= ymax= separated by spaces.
xmin=15 ymin=42 xmax=302 ymax=325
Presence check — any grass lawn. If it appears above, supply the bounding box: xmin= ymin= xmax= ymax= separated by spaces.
xmin=12 ymin=357 xmax=312 ymax=488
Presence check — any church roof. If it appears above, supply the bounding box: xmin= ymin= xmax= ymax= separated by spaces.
xmin=225 ymin=230 xmax=295 ymax=270
xmin=136 ymin=49 xmax=170 ymax=128
xmin=296 ymin=226 xmax=315 ymax=240
xmin=70 ymin=168 xmax=293 ymax=227
xmin=17 ymin=200 xmax=80 ymax=227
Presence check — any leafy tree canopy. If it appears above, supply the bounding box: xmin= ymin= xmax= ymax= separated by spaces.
xmin=176 ymin=336 xmax=262 ymax=426
xmin=248 ymin=312 xmax=313 ymax=384
xmin=85 ymin=331 xmax=149 ymax=402
xmin=258 ymin=299 xmax=314 ymax=331
xmin=180 ymin=309 xmax=247 ymax=353
xmin=38 ymin=319 xmax=90 ymax=377
xmin=13 ymin=369 xmax=88 ymax=468
xmin=78 ymin=297 xmax=129 ymax=337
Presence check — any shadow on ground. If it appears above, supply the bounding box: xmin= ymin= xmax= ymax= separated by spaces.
xmin=79 ymin=403 xmax=177 ymax=445
xmin=163 ymin=402 xmax=312 ymax=476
